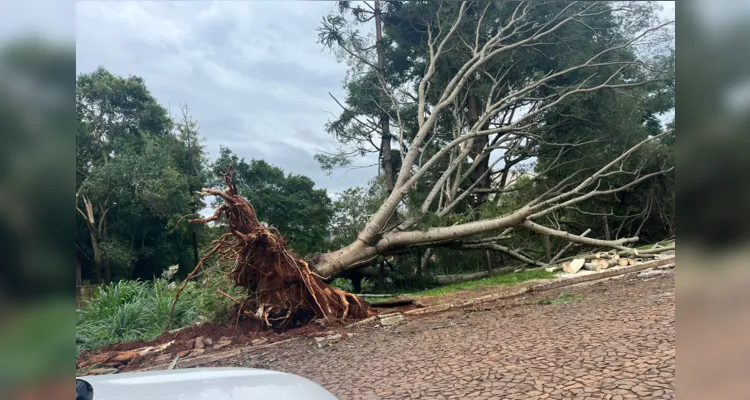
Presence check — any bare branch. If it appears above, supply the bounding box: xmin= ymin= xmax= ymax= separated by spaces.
xmin=520 ymin=220 xmax=638 ymax=251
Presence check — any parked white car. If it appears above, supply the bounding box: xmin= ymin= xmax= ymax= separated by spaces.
xmin=76 ymin=367 xmax=338 ymax=399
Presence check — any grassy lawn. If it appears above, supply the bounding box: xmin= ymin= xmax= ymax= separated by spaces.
xmin=368 ymin=269 xmax=555 ymax=301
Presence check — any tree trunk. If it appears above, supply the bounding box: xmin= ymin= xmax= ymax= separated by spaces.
xmin=191 ymin=231 xmax=199 ymax=268
xmin=542 ymin=235 xmax=552 ymax=262
xmin=467 ymin=94 xmax=490 ymax=206
xmin=603 ymin=215 xmax=611 ymax=241
xmin=419 ymin=249 xmax=433 ymax=278
xmin=101 ymin=226 xmax=112 ymax=283
xmin=76 ymin=256 xmax=83 ymax=298
xmin=377 ymin=260 xmax=385 ymax=290
xmin=89 ymin=230 xmax=103 ymax=284
xmin=103 ymin=259 xmax=112 ymax=284
xmin=352 ymin=275 xmax=363 ymax=293
xmin=374 ymin=0 xmax=394 ymax=193
xmin=314 ymin=207 xmax=533 ymax=278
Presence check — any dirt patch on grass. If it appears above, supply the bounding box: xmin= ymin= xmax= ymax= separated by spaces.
xmin=77 ymin=317 xmax=360 ymax=373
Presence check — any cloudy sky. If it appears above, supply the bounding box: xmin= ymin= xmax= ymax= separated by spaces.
xmin=76 ymin=1 xmax=675 ymax=197
xmin=76 ymin=1 xmax=377 ymax=196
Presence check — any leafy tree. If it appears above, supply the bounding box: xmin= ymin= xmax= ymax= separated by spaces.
xmin=76 ymin=67 xmax=208 ymax=282
xmin=329 ymin=178 xmax=387 ymax=250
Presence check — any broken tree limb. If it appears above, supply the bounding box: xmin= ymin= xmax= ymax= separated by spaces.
xmin=457 ymin=243 xmax=546 ymax=268
xmin=369 ymin=297 xmax=425 ymax=309
xmin=434 ymin=264 xmax=522 ymax=285
xmin=356 ymin=293 xmax=399 ymax=298
xmin=549 ymin=228 xmax=591 ymax=264
xmin=521 ymin=221 xmax=638 ymax=250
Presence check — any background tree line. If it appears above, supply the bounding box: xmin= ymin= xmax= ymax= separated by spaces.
xmin=76 ymin=67 xmax=336 ymax=284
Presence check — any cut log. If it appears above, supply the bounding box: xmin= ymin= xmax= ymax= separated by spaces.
xmin=563 ymin=258 xmax=586 ymax=274
xmin=583 ymin=259 xmax=606 ymax=272
xmin=583 ymin=263 xmax=603 ymax=272
xmin=356 ymin=293 xmax=399 ymax=298
xmin=369 ymin=297 xmax=424 ymax=308
xmin=108 ymin=350 xmax=141 ymax=363
xmin=618 ymin=258 xmax=630 ymax=266
xmin=76 ymin=352 xmax=115 ymax=369
xmin=583 ymin=259 xmax=618 ymax=272
xmin=554 ymin=244 xmax=673 ymax=265
xmin=627 ymin=258 xmax=636 ymax=266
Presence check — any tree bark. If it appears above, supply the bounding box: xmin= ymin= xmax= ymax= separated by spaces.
xmin=603 ymin=215 xmax=611 ymax=241
xmin=419 ymin=248 xmax=433 ymax=278
xmin=542 ymin=235 xmax=552 ymax=262
xmin=76 ymin=256 xmax=83 ymax=298
xmin=374 ymin=0 xmax=394 ymax=193
xmin=314 ymin=207 xmax=533 ymax=278
xmin=90 ymin=230 xmax=103 ymax=284
xmin=467 ymin=94 xmax=490 ymax=205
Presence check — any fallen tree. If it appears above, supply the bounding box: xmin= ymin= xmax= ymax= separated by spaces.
xmin=168 ymin=167 xmax=373 ymax=330
xmin=311 ymin=1 xmax=674 ymax=280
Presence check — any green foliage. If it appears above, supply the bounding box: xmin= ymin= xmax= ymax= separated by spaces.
xmin=330 ymin=278 xmax=354 ymax=292
xmin=193 ymin=264 xmax=246 ymax=323
xmin=329 ymin=178 xmax=387 ymax=249
xmin=75 ymin=272 xmax=243 ymax=353
xmin=404 ymin=269 xmax=555 ymax=298
xmin=76 ymin=67 xmax=210 ymax=283
xmin=76 ymin=280 xmax=199 ymax=352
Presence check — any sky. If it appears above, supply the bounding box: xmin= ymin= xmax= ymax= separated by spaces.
xmin=75 ymin=1 xmax=676 ymax=198
xmin=76 ymin=1 xmax=376 ymax=197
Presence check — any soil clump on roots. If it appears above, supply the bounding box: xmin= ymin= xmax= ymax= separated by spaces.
xmin=168 ymin=166 xmax=373 ymax=331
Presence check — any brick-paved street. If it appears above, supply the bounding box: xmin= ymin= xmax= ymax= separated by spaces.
xmin=213 ymin=270 xmax=675 ymax=400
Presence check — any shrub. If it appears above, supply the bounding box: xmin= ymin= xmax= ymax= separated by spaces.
xmin=76 ymin=279 xmax=203 ymax=353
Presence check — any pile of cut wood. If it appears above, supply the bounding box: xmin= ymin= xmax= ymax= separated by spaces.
xmin=552 ymin=250 xmax=641 ymax=275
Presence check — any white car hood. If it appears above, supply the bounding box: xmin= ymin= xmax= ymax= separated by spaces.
xmin=79 ymin=367 xmax=338 ymax=400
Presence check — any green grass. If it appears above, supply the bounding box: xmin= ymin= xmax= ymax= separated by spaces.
xmin=76 ymin=280 xmax=201 ymax=354
xmin=400 ymin=269 xmax=555 ymax=298
xmin=76 ymin=267 xmax=247 ymax=354
xmin=537 ymin=293 xmax=585 ymax=305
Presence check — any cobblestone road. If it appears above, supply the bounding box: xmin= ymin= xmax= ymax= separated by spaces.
xmin=214 ymin=270 xmax=675 ymax=400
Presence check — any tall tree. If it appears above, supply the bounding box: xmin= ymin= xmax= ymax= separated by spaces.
xmin=172 ymin=105 xmax=207 ymax=270
xmin=317 ymin=1 xmax=400 ymax=192
xmin=76 ymin=67 xmax=207 ymax=283
xmin=76 ymin=67 xmax=173 ymax=282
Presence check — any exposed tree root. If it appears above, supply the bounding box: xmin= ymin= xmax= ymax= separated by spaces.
xmin=168 ymin=166 xmax=373 ymax=331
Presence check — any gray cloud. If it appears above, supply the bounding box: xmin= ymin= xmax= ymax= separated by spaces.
xmin=75 ymin=1 xmax=377 ymax=197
